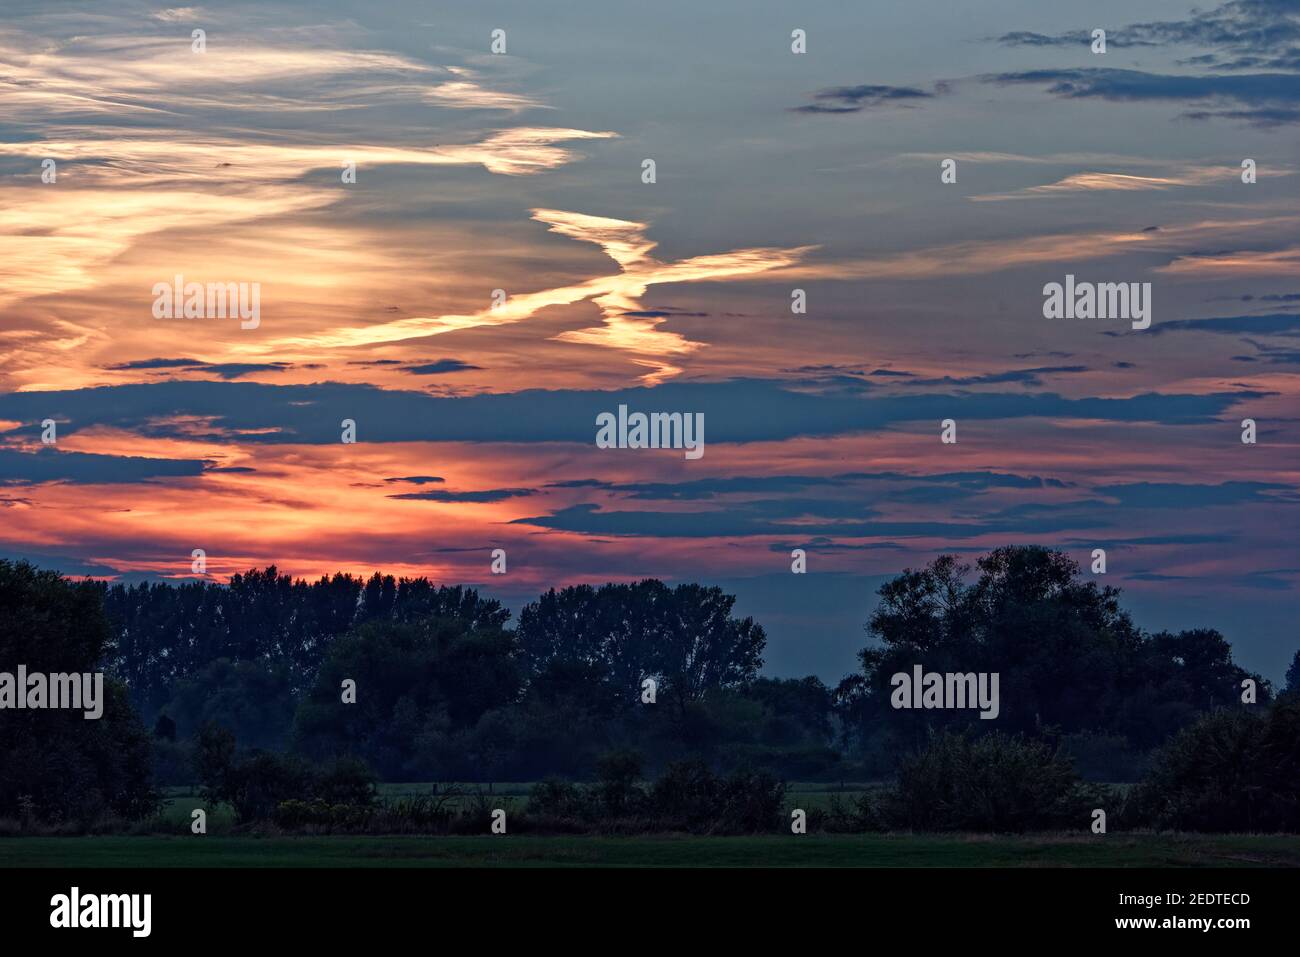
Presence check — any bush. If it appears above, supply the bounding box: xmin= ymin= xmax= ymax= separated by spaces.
xmin=872 ymin=731 xmax=1102 ymax=832
xmin=648 ymin=759 xmax=721 ymax=831
xmin=274 ymin=799 xmax=373 ymax=832
xmin=315 ymin=756 xmax=378 ymax=806
xmin=716 ymin=767 xmax=786 ymax=833
xmin=521 ymin=760 xmax=790 ymax=834
xmin=223 ymin=751 xmax=316 ymax=824
xmin=194 ymin=723 xmax=377 ymax=825
xmin=595 ymin=749 xmax=644 ymax=816
xmin=1128 ymin=700 xmax=1300 ymax=832
xmin=527 ymin=778 xmax=590 ymax=821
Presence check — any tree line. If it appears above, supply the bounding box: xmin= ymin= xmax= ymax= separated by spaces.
xmin=2 ymin=548 xmax=1297 ymax=830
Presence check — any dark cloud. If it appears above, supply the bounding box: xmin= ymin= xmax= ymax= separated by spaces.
xmin=983 ymin=67 xmax=1300 ymax=125
xmin=389 ymin=487 xmax=536 ymax=503
xmin=383 ymin=475 xmax=445 ymax=485
xmin=791 ymin=84 xmax=940 ymax=114
xmin=0 ymin=448 xmax=207 ymax=485
xmin=900 ymin=365 xmax=1088 ymax=387
xmin=1182 ymin=106 xmax=1300 ymax=126
xmin=0 ymin=378 xmax=1265 ymax=448
xmin=0 ymin=549 xmax=125 ymax=577
xmin=1218 ymin=292 xmax=1300 ymax=302
xmin=201 ymin=363 xmax=295 ymax=380
xmin=511 ymin=502 xmax=1109 ymax=539
xmin=103 ymin=358 xmax=294 ymax=379
xmin=767 ymin=538 xmax=906 ymax=553
xmin=1233 ymin=350 xmax=1300 ymax=364
xmin=545 ymin=470 xmax=1066 ymax=502
xmin=1151 ymin=312 xmax=1300 ymax=336
xmin=104 ymin=357 xmax=204 ymax=370
xmin=1061 ymin=534 xmax=1235 ymax=546
xmin=996 ymin=2 xmax=1300 ymax=71
xmin=1096 ymin=481 xmax=1298 ymax=508
xmin=995 ymin=30 xmax=1153 ymax=49
xmin=402 ymin=359 xmax=482 ymax=375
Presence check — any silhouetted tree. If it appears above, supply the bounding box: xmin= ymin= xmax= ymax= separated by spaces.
xmin=839 ymin=547 xmax=1267 ymax=755
xmin=0 ymin=561 xmax=157 ymax=824
xmin=517 ymin=580 xmax=765 ymax=717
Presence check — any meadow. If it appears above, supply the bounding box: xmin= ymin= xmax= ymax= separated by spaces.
xmin=4 ymin=783 xmax=1298 ymax=868
xmin=4 ymin=833 xmax=1298 ymax=868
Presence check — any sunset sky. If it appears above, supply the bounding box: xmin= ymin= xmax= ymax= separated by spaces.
xmin=1 ymin=0 xmax=1297 ymax=683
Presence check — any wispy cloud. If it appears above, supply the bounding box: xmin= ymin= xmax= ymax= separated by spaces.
xmin=968 ymin=165 xmax=1278 ymax=201
xmin=995 ymin=1 xmax=1300 ymax=71
xmin=246 ymin=208 xmax=816 ymax=384
xmin=983 ymin=68 xmax=1300 ymax=127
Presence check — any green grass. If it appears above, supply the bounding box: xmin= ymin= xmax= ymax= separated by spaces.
xmin=2 ymin=833 xmax=1298 ymax=868
xmin=56 ymin=783 xmax=1282 ymax=869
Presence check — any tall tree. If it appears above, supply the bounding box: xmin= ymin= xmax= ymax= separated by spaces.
xmin=0 ymin=561 xmax=157 ymax=823
xmin=841 ymin=547 xmax=1265 ymax=750
xmin=516 ymin=580 xmax=765 ymax=717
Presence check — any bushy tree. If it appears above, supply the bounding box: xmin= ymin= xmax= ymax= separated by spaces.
xmin=873 ymin=730 xmax=1101 ymax=832
xmin=517 ymin=579 xmax=765 ymax=716
xmin=102 ymin=568 xmax=507 ymax=715
xmin=839 ymin=547 xmax=1267 ymax=758
xmin=0 ymin=561 xmax=157 ymax=824
xmin=1128 ymin=699 xmax=1300 ymax=832
xmin=293 ymin=617 xmax=520 ymax=778
xmin=195 ymin=722 xmax=378 ymax=824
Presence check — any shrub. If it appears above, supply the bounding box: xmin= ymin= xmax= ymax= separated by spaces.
xmin=525 ymin=760 xmax=791 ymax=834
xmin=273 ymin=799 xmax=374 ymax=832
xmin=873 ymin=730 xmax=1101 ymax=832
xmin=648 ymin=759 xmax=721 ymax=831
xmin=595 ymin=749 xmax=644 ymax=816
xmin=1128 ymin=700 xmax=1300 ymax=832
xmin=223 ymin=751 xmax=316 ymax=824
xmin=527 ymin=778 xmax=589 ymax=820
xmin=315 ymin=756 xmax=378 ymax=807
xmin=193 ymin=723 xmax=376 ymax=825
xmin=716 ymin=767 xmax=786 ymax=833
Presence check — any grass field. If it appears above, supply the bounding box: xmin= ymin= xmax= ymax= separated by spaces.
xmin=3 ymin=833 xmax=1299 ymax=868
xmin=8 ymin=782 xmax=1289 ymax=869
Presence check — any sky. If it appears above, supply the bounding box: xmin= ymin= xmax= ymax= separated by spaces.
xmin=1 ymin=0 xmax=1297 ymax=684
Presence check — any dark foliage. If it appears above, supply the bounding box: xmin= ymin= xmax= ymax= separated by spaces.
xmin=195 ymin=723 xmax=377 ymax=824
xmin=0 ymin=560 xmax=158 ymax=825
xmin=1127 ymin=698 xmax=1300 ymax=832
xmin=836 ymin=548 xmax=1269 ymax=763
xmin=871 ymin=730 xmax=1104 ymax=832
